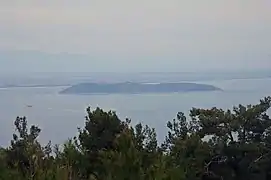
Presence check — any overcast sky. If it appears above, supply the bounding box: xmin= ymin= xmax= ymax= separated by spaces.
xmin=0 ymin=0 xmax=270 ymax=73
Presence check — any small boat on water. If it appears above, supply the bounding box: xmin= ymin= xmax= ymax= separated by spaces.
xmin=26 ymin=105 xmax=33 ymax=108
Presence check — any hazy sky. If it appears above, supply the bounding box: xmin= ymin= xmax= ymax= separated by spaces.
xmin=0 ymin=0 xmax=271 ymax=72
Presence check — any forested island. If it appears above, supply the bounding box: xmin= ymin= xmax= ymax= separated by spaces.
xmin=0 ymin=96 xmax=271 ymax=180
xmin=60 ymin=82 xmax=221 ymax=94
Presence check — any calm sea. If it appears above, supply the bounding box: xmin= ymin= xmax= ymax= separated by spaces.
xmin=0 ymin=78 xmax=271 ymax=147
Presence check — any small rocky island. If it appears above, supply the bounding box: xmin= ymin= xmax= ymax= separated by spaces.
xmin=60 ymin=82 xmax=221 ymax=95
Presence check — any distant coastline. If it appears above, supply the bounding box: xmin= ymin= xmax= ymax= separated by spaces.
xmin=60 ymin=82 xmax=222 ymax=95
xmin=0 ymin=84 xmax=70 ymax=89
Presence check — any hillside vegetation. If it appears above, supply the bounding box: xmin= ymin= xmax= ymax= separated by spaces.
xmin=0 ymin=96 xmax=271 ymax=180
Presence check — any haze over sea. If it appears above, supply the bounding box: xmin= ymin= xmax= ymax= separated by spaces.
xmin=1 ymin=0 xmax=271 ymax=147
xmin=0 ymin=72 xmax=270 ymax=147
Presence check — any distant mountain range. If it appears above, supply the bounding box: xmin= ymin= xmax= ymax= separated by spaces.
xmin=0 ymin=50 xmax=270 ymax=88
xmin=0 ymin=70 xmax=271 ymax=89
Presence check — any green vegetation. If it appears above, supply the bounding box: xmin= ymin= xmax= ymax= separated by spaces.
xmin=1 ymin=96 xmax=271 ymax=180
